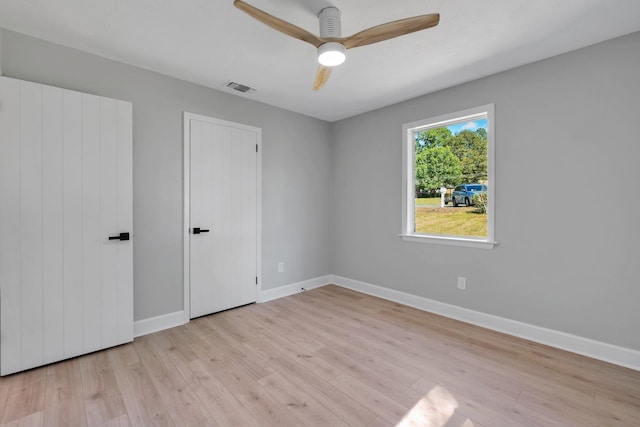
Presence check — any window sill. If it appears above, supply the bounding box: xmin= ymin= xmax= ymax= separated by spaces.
xmin=399 ymin=234 xmax=497 ymax=249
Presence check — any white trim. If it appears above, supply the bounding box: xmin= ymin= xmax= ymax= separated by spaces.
xmin=399 ymin=234 xmax=497 ymax=249
xmin=402 ymin=104 xmax=496 ymax=247
xmin=258 ymin=276 xmax=331 ymax=303
xmin=182 ymin=113 xmax=191 ymax=323
xmin=256 ymin=128 xmax=263 ymax=300
xmin=134 ymin=310 xmax=187 ymax=338
xmin=183 ymin=112 xmax=262 ymax=321
xmin=133 ymin=276 xmax=331 ymax=337
xmin=486 ymin=104 xmax=496 ymax=241
xmin=330 ymin=275 xmax=640 ymax=371
xmin=133 ymin=274 xmax=640 ymax=370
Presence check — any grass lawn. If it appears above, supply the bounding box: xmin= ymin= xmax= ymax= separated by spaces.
xmin=415 ymin=206 xmax=487 ymax=237
xmin=415 ymin=198 xmax=443 ymax=206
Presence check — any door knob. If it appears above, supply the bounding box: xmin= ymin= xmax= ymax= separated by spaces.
xmin=109 ymin=232 xmax=130 ymax=241
xmin=193 ymin=227 xmax=210 ymax=234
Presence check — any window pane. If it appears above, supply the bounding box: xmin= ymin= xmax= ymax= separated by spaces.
xmin=413 ymin=117 xmax=488 ymax=238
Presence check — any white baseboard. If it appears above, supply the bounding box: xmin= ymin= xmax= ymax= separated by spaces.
xmin=134 ymin=310 xmax=187 ymax=338
xmin=258 ymin=275 xmax=331 ymax=303
xmin=131 ymin=274 xmax=639 ymax=371
xmin=133 ymin=276 xmax=331 ymax=338
xmin=330 ymin=275 xmax=640 ymax=371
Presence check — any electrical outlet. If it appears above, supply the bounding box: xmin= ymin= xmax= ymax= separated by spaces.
xmin=278 ymin=262 xmax=284 ymax=273
xmin=457 ymin=276 xmax=466 ymax=290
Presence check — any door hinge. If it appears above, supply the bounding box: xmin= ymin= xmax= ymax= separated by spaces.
xmin=256 ymin=276 xmax=258 ymax=285
xmin=256 ymin=144 xmax=258 ymax=152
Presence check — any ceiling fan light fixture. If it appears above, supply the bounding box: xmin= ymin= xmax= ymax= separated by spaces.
xmin=317 ymin=42 xmax=346 ymax=67
xmin=234 ymin=1 xmax=440 ymax=90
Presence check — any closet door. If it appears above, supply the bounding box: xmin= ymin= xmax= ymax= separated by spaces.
xmin=0 ymin=76 xmax=133 ymax=376
xmin=188 ymin=114 xmax=260 ymax=318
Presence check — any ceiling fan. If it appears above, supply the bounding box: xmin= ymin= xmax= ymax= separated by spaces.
xmin=233 ymin=0 xmax=440 ymax=90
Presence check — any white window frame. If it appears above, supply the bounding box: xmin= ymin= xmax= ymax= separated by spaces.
xmin=400 ymin=104 xmax=497 ymax=249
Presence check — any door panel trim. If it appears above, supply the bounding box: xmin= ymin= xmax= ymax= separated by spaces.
xmin=182 ymin=112 xmax=262 ymax=322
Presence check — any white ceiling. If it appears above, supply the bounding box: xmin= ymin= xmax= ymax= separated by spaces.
xmin=1 ymin=0 xmax=639 ymax=122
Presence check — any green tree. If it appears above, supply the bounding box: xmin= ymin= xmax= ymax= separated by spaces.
xmin=447 ymin=130 xmax=487 ymax=182
xmin=413 ymin=125 xmax=487 ymax=195
xmin=415 ymin=127 xmax=453 ymax=154
xmin=415 ymin=146 xmax=462 ymax=195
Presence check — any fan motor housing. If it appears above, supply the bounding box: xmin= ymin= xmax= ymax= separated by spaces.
xmin=318 ymin=7 xmax=341 ymax=38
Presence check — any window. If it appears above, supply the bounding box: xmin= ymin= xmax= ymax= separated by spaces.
xmin=401 ymin=104 xmax=496 ymax=248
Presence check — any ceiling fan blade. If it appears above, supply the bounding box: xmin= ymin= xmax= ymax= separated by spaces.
xmin=234 ymin=0 xmax=325 ymax=48
xmin=341 ymin=13 xmax=440 ymax=49
xmin=313 ymin=65 xmax=332 ymax=91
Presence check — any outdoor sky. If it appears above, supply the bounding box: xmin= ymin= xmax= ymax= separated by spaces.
xmin=446 ymin=118 xmax=487 ymax=135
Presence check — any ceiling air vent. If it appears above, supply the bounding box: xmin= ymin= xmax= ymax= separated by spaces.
xmin=226 ymin=81 xmax=256 ymax=93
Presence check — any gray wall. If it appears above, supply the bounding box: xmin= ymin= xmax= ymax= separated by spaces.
xmin=0 ymin=29 xmax=332 ymax=321
xmin=2 ymin=27 xmax=638 ymax=352
xmin=331 ymin=32 xmax=640 ymax=351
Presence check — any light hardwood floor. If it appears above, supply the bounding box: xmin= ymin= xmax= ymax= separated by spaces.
xmin=1 ymin=285 xmax=639 ymax=426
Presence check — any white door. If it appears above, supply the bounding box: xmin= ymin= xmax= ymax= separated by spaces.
xmin=0 ymin=76 xmax=133 ymax=376
xmin=187 ymin=113 xmax=260 ymax=318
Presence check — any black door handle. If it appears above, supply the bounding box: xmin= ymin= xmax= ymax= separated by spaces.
xmin=193 ymin=227 xmax=210 ymax=234
xmin=109 ymin=232 xmax=130 ymax=241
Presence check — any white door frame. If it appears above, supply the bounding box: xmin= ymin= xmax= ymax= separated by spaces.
xmin=182 ymin=112 xmax=262 ymax=322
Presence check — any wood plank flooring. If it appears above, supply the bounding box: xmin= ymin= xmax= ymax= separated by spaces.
xmin=1 ymin=285 xmax=639 ymax=426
